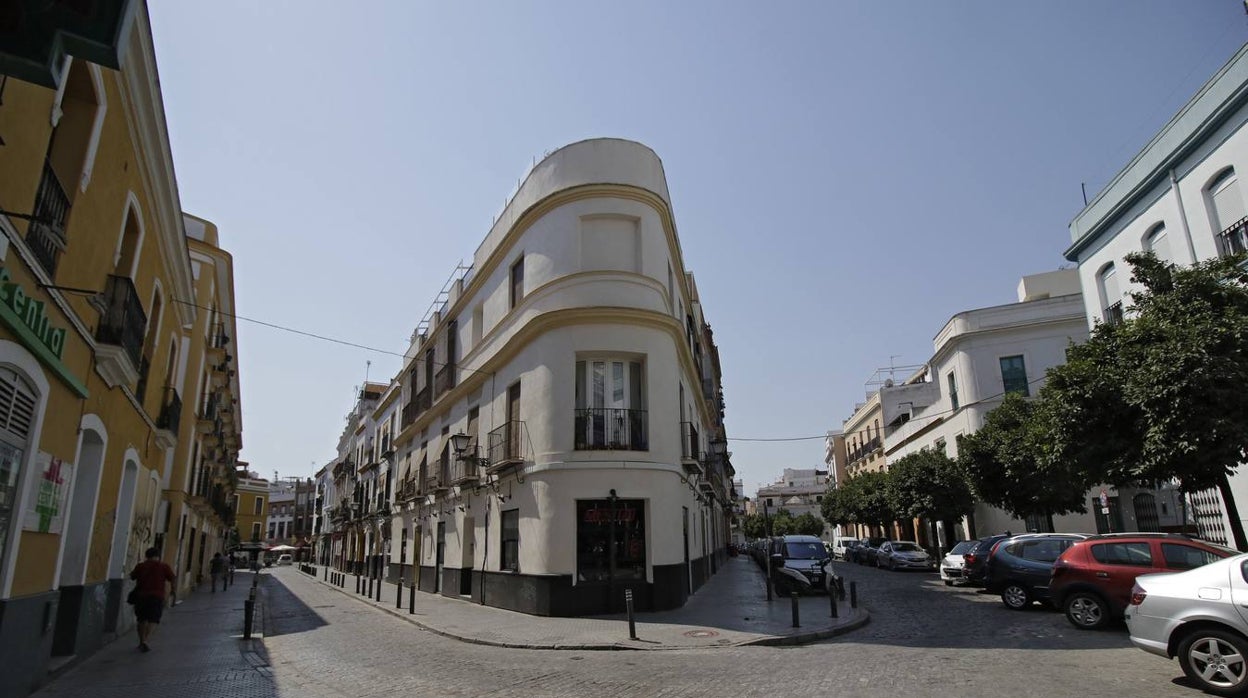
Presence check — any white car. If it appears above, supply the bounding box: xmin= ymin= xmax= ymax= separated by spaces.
xmin=940 ymin=540 xmax=977 ymax=586
xmin=276 ymin=554 xmax=293 ymax=566
xmin=1126 ymin=552 xmax=1248 ymax=697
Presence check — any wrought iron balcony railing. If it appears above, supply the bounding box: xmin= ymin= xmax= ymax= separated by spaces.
xmin=487 ymin=420 xmax=526 ymax=468
xmin=156 ymin=387 xmax=182 ymax=435
xmin=574 ymin=409 xmax=648 ymax=451
xmin=95 ymin=275 xmax=148 ymax=370
xmin=1218 ymin=216 xmax=1248 ymax=257
xmin=680 ymin=421 xmax=700 ymax=461
xmin=27 ymin=160 xmax=70 ymax=278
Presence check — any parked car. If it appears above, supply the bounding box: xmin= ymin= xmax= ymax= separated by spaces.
xmin=767 ymin=535 xmax=834 ymax=595
xmin=855 ymin=537 xmax=888 ymax=565
xmin=984 ymin=533 xmax=1089 ymax=609
xmin=832 ymin=537 xmax=861 ymax=561
xmin=276 ymin=554 xmax=293 ymax=566
xmin=940 ymin=540 xmax=977 ymax=586
xmin=1125 ymin=553 xmax=1248 ymax=696
xmin=875 ymin=541 xmax=934 ymax=571
xmin=1051 ymin=533 xmax=1237 ymax=630
xmin=962 ymin=534 xmax=1015 ymax=586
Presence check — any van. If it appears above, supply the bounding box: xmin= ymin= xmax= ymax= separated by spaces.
xmin=832 ymin=536 xmax=861 ymax=561
xmin=767 ymin=534 xmax=833 ymax=594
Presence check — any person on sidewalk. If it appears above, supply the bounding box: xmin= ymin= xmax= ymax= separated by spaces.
xmin=129 ymin=546 xmax=176 ymax=653
xmin=209 ymin=552 xmax=226 ymax=592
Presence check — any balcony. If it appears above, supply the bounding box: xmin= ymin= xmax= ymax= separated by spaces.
xmin=27 ymin=160 xmax=70 ymax=279
xmin=451 ymin=446 xmax=480 ymax=486
xmin=401 ymin=399 xmax=420 ymax=429
xmin=487 ymin=420 xmax=526 ymax=471
xmin=154 ymin=387 xmax=182 ymax=449
xmin=434 ymin=363 xmax=456 ymax=398
xmin=1103 ymin=301 xmax=1124 ymax=326
xmin=574 ymin=409 xmax=648 ymax=451
xmin=94 ymin=275 xmax=148 ymax=388
xmin=206 ymin=323 xmax=229 ymax=362
xmin=680 ymin=421 xmax=702 ymax=475
xmin=1218 ymin=216 xmax=1248 ymax=258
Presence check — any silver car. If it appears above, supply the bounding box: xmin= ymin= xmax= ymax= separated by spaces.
xmin=1126 ymin=552 xmax=1248 ymax=697
xmin=876 ymin=541 xmax=934 ymax=571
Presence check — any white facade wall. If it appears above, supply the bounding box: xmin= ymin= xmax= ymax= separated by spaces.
xmin=384 ymin=139 xmax=732 ymax=614
xmin=1067 ymin=45 xmax=1248 ymax=544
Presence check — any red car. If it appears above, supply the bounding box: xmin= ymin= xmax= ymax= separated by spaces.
xmin=1049 ymin=533 xmax=1237 ymax=630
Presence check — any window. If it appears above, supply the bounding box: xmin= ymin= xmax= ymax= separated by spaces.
xmin=947 ymin=371 xmax=959 ymax=410
xmin=0 ymin=367 xmax=36 ymax=571
xmin=576 ymin=499 xmax=645 ymax=582
xmin=1162 ymin=543 xmax=1221 ymax=571
xmin=501 ymin=509 xmax=519 ymax=572
xmin=1143 ymin=224 xmax=1171 ymax=263
xmin=253 ymin=496 xmax=263 ymax=515
xmin=251 ymin=523 xmax=261 ymax=541
xmin=1090 ymin=542 xmax=1153 ymax=566
xmin=574 ymin=359 xmax=647 ymax=450
xmin=1096 ymin=263 xmax=1123 ymax=325
xmin=1018 ymin=539 xmax=1066 ymax=563
xmin=1210 ymin=168 xmax=1248 ymax=255
xmin=471 ymin=304 xmax=483 ymax=350
xmin=999 ymin=355 xmax=1029 ymax=396
xmin=510 ymin=256 xmax=525 ymax=309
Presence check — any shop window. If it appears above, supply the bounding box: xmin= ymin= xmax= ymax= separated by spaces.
xmin=576 ymin=499 xmax=645 ymax=582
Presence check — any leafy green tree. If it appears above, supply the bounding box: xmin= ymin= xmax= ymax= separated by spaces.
xmin=792 ymin=512 xmax=826 ymax=537
xmin=770 ymin=508 xmax=797 ymax=536
xmin=958 ymin=392 xmax=1090 ymax=531
xmin=740 ymin=513 xmax=768 ymax=540
xmin=821 ymin=484 xmax=856 ymax=528
xmin=887 ymin=449 xmax=975 ymax=546
xmin=1039 ymin=252 xmax=1248 ymax=549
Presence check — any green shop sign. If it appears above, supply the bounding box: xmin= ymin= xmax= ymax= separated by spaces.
xmin=0 ymin=266 xmax=88 ymax=398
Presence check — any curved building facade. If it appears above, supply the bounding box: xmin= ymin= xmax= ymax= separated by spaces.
xmin=330 ymin=139 xmax=735 ymax=616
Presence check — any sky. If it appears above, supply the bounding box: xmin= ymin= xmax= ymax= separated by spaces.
xmin=147 ymin=1 xmax=1248 ymax=495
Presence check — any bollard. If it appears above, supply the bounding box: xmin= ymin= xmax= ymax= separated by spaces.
xmin=625 ymin=589 xmax=637 ymax=640
xmin=367 ymin=576 xmax=374 ymax=598
xmin=830 ymin=589 xmax=839 ymax=619
xmin=397 ymin=579 xmax=403 ymax=608
xmin=356 ymin=574 xmax=361 ymax=594
xmin=791 ymin=592 xmax=800 ymax=628
xmin=324 ymin=566 xmax=329 ymax=581
xmin=243 ymin=598 xmax=255 ymax=639
xmin=376 ymin=575 xmax=382 ymax=602
xmin=850 ymin=581 xmax=858 ymax=609
xmin=408 ymin=579 xmax=416 ymax=615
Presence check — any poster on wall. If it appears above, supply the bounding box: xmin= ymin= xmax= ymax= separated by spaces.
xmin=23 ymin=452 xmax=73 ymax=534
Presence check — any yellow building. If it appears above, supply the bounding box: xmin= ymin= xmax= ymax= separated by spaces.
xmin=234 ymin=469 xmax=270 ymax=555
xmin=0 ymin=4 xmax=243 ymax=695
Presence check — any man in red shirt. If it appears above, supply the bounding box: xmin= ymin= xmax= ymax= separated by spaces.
xmin=129 ymin=547 xmax=176 ymax=652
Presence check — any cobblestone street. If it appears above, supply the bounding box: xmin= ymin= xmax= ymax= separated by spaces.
xmin=36 ymin=561 xmax=1211 ymax=697
xmin=260 ymin=562 xmax=1199 ymax=698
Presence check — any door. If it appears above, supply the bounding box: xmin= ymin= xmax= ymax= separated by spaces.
xmin=460 ymin=516 xmax=474 ymax=596
xmin=434 ymin=522 xmax=445 ymax=593
xmin=1133 ymin=493 xmax=1161 ymax=533
xmin=506 ymin=382 xmax=521 ymax=459
xmin=1087 ymin=540 xmax=1165 ymax=611
xmin=683 ymin=506 xmax=691 ymax=595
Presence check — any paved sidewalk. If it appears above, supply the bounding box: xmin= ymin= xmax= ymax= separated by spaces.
xmin=34 ymin=571 xmax=275 ymax=698
xmin=300 ymin=556 xmax=867 ymax=650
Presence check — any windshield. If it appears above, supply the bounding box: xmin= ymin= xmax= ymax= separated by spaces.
xmin=866 ymin=537 xmax=888 ymax=548
xmin=785 ymin=542 xmax=829 ymax=560
xmin=950 ymin=541 xmax=976 ymax=555
xmin=892 ymin=543 xmax=922 ymax=553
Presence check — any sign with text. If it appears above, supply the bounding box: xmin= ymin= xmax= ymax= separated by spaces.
xmin=23 ymin=452 xmax=72 ymax=534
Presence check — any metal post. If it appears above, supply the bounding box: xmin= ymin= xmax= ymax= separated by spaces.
xmin=764 ymin=501 xmax=772 ymax=602
xmin=625 ymin=589 xmax=637 ymax=640
xmin=830 ymin=589 xmax=838 ymax=618
xmin=243 ymin=598 xmax=255 ymax=639
xmin=850 ymin=581 xmax=858 ymax=609
xmin=324 ymin=565 xmax=329 ymax=581
xmin=409 ymin=577 xmax=416 ymax=615
xmin=367 ymin=575 xmax=373 ymax=598
xmin=791 ymin=592 xmax=800 ymax=628
xmin=376 ymin=574 xmax=382 ymax=602
xmin=396 ymin=579 xmax=403 ymax=608
xmin=837 ymin=576 xmax=846 ymax=601
xmin=356 ymin=574 xmax=361 ymax=594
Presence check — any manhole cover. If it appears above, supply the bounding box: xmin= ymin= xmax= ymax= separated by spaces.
xmin=683 ymin=630 xmax=719 ymax=638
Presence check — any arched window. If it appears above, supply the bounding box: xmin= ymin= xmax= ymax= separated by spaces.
xmin=1143 ymin=223 xmax=1171 ymax=263
xmin=0 ymin=366 xmax=37 ymax=571
xmin=115 ymin=201 xmax=143 ymax=278
xmin=1096 ymin=262 xmax=1123 ymax=325
xmin=1208 ymin=168 xmax=1247 ymax=255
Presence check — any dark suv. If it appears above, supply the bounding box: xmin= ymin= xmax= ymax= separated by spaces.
xmin=1050 ymin=533 xmax=1236 ymax=630
xmin=962 ymin=534 xmax=1013 ymax=586
xmin=984 ymin=533 xmax=1089 ymax=609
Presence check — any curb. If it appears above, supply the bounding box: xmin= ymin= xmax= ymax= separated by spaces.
xmin=306 ymin=569 xmax=870 ymax=651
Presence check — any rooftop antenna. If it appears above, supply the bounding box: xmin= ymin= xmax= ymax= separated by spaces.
xmin=365 ymin=359 xmax=371 ymax=385
xmin=1081 ymin=182 xmax=1088 ymax=206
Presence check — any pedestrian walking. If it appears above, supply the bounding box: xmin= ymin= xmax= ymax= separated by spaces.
xmin=209 ymin=552 xmax=225 ymax=592
xmin=228 ymin=555 xmax=236 ymax=585
xmin=128 ymin=546 xmax=175 ymax=653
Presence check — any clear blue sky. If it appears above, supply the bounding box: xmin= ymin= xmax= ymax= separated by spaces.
xmin=148 ymin=2 xmax=1247 ymax=494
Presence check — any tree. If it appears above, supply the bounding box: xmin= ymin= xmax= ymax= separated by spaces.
xmin=740 ymin=513 xmax=768 ymax=540
xmin=770 ymin=508 xmax=797 ymax=536
xmin=887 ymin=449 xmax=975 ymax=547
xmin=792 ymin=512 xmax=826 ymax=537
xmin=958 ymin=392 xmax=1090 ymax=531
xmin=1039 ymin=252 xmax=1248 ymax=549
xmin=821 ymin=483 xmax=856 ymax=528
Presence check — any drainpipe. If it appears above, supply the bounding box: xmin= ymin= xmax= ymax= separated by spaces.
xmin=1171 ymin=168 xmax=1199 ymax=264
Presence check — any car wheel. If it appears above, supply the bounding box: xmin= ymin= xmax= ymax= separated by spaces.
xmin=1001 ymin=583 xmax=1030 ymax=610
xmin=1064 ymin=592 xmax=1108 ymax=630
xmin=887 ymin=558 xmax=896 ymax=571
xmin=944 ymin=579 xmax=954 ymax=587
xmin=1178 ymin=628 xmax=1248 ymax=697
